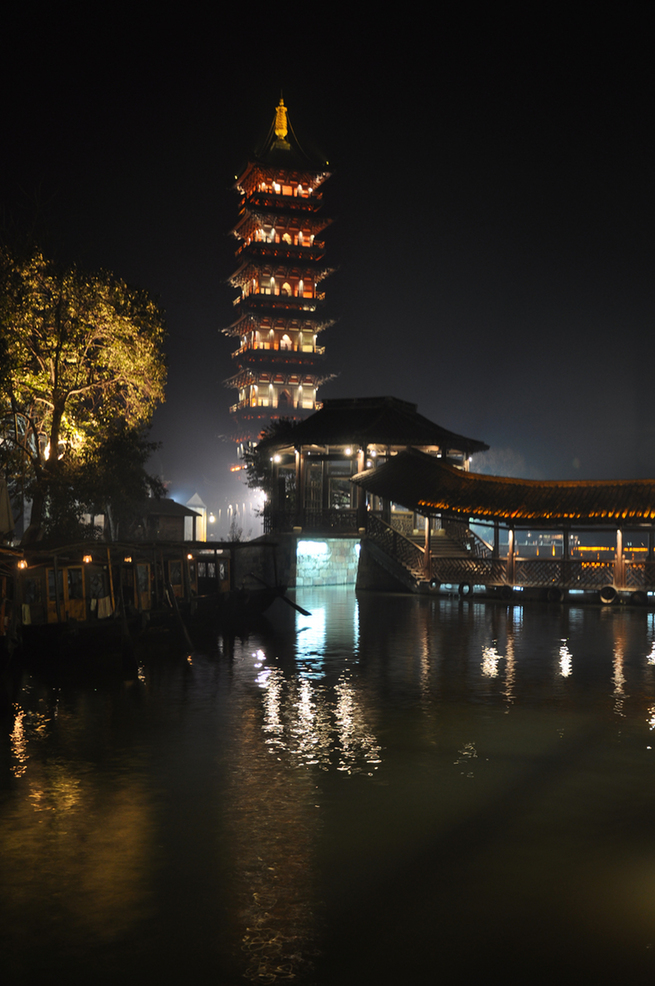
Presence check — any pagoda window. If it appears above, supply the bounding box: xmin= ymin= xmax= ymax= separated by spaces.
xmin=298 ymin=279 xmax=304 ymax=297
xmin=297 ymin=231 xmax=304 ymax=245
xmin=282 ymin=232 xmax=292 ymax=244
xmin=281 ymin=282 xmax=292 ymax=296
xmin=281 ymin=334 xmax=292 ymax=350
xmin=278 ymin=390 xmax=292 ymax=408
xmin=289 ymin=375 xmax=299 ymax=385
xmin=273 ymin=182 xmax=281 ymax=194
xmin=282 ymin=184 xmax=293 ymax=196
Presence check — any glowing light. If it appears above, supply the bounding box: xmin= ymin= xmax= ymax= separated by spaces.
xmin=297 ymin=540 xmax=328 ymax=557
xmin=17 ymin=559 xmax=27 ymax=569
xmin=482 ymin=644 xmax=502 ymax=677
xmin=83 ymin=554 xmax=92 ymax=564
xmin=123 ymin=556 xmax=132 ymax=564
xmin=559 ymin=640 xmax=573 ymax=677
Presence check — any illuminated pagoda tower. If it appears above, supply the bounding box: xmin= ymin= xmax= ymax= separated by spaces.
xmin=224 ymin=98 xmax=334 ymax=452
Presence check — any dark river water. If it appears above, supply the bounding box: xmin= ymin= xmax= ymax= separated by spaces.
xmin=3 ymin=588 xmax=655 ymax=985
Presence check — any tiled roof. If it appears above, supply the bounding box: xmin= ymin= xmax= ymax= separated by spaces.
xmin=351 ymin=448 xmax=655 ymax=526
xmin=144 ymin=499 xmax=199 ymax=518
xmin=257 ymin=397 xmax=489 ymax=456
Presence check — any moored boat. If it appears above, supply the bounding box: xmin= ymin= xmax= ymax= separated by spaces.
xmin=11 ymin=539 xmax=288 ymax=664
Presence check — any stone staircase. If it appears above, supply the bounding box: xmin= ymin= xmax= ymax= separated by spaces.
xmin=406 ymin=529 xmax=471 ymax=558
xmin=362 ymin=518 xmax=490 ymax=593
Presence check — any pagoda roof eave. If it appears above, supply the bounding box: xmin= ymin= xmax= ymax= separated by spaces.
xmin=256 ymin=397 xmax=489 ymax=457
xmin=235 ymin=158 xmax=331 ymax=193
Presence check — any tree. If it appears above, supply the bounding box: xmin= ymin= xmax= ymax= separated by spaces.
xmin=0 ymin=248 xmax=167 ymax=541
xmin=77 ymin=423 xmax=165 ymax=541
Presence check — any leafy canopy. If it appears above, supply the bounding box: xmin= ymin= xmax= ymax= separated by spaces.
xmin=0 ymin=247 xmax=167 ymax=540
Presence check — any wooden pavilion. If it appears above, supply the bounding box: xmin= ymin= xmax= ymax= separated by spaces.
xmin=256 ymin=396 xmax=489 ymax=535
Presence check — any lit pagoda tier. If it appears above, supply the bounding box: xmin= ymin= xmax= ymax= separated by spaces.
xmin=224 ymin=98 xmax=335 ymax=449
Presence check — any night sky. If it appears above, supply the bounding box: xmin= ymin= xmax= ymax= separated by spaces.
xmin=2 ymin=8 xmax=653 ymax=523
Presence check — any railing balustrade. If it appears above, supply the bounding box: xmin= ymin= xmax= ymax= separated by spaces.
xmin=432 ymin=557 xmax=508 ymax=585
xmin=367 ymin=515 xmax=424 ymax=573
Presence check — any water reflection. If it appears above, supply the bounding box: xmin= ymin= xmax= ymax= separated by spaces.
xmin=257 ymin=658 xmax=381 ymax=775
xmin=559 ymin=639 xmax=573 ymax=677
xmin=5 ymin=591 xmax=655 ymax=983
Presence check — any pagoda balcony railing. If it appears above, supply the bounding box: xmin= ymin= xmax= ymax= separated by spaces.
xmin=246 ymin=192 xmax=323 ymax=211
xmin=235 ymin=242 xmax=326 ymax=261
xmin=233 ymin=293 xmax=323 ymax=308
xmin=232 ymin=343 xmax=326 ymax=358
xmin=229 ymin=401 xmax=315 ymax=416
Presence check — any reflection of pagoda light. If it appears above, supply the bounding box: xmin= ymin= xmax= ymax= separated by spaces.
xmin=482 ymin=644 xmax=502 ymax=677
xmin=559 ymin=640 xmax=573 ymax=677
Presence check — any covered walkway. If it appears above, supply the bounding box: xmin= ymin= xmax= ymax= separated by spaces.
xmin=352 ymin=449 xmax=655 ymax=602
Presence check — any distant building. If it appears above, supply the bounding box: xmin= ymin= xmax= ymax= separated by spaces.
xmin=143 ymin=499 xmax=200 ymax=542
xmin=224 ymin=98 xmax=334 ymax=455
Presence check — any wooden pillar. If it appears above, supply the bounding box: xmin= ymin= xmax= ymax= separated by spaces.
xmin=356 ymin=448 xmax=367 ymax=529
xmin=562 ymin=527 xmax=569 ymax=587
xmin=507 ymin=528 xmax=514 ymax=584
xmin=295 ymin=448 xmax=305 ymax=528
xmin=493 ymin=522 xmax=500 ymax=559
xmin=424 ymin=514 xmax=432 ymax=578
xmin=615 ymin=528 xmax=624 ymax=588
xmin=53 ymin=553 xmax=62 ymax=623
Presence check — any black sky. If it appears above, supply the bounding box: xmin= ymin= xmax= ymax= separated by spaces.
xmin=2 ymin=7 xmax=654 ymax=516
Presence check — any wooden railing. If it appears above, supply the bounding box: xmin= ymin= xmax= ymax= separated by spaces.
xmin=263 ymin=508 xmax=360 ymax=534
xmin=428 ymin=556 xmax=655 ymax=592
xmin=367 ymin=515 xmax=425 ymax=574
xmin=432 ymin=557 xmax=508 ymax=585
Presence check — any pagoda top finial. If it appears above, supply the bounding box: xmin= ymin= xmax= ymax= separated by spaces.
xmin=274 ymin=97 xmax=288 ymax=140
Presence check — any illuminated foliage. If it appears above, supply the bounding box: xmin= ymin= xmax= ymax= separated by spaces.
xmin=0 ymin=248 xmax=167 ymax=541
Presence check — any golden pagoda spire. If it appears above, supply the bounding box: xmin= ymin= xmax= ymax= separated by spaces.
xmin=274 ymin=97 xmax=288 ymax=140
